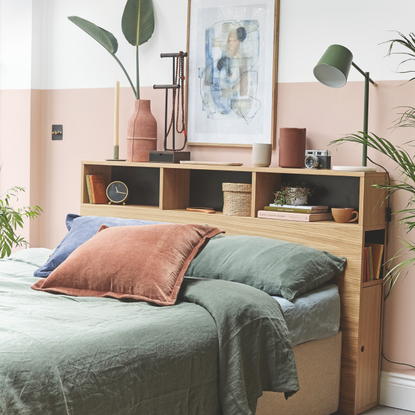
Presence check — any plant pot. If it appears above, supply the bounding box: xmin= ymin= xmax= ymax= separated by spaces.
xmin=286 ymin=187 xmax=308 ymax=205
xmin=127 ymin=99 xmax=157 ymax=162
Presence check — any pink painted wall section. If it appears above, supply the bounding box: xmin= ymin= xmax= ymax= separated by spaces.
xmin=0 ymin=89 xmax=41 ymax=249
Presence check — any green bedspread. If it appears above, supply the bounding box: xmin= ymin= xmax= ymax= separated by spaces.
xmin=0 ymin=248 xmax=298 ymax=415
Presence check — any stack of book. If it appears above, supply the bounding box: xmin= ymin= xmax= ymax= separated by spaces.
xmin=85 ymin=174 xmax=108 ymax=204
xmin=257 ymin=204 xmax=332 ymax=222
xmin=363 ymin=243 xmax=384 ymax=282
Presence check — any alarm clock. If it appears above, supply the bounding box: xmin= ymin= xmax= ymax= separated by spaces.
xmin=106 ymin=181 xmax=129 ymax=205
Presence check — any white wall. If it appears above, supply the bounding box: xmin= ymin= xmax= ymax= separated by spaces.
xmin=278 ymin=0 xmax=415 ymax=83
xmin=0 ymin=1 xmax=34 ymax=89
xmin=3 ymin=0 xmax=413 ymax=92
xmin=2 ymin=0 xmax=411 ymax=92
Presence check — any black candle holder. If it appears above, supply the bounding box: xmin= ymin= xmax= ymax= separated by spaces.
xmin=149 ymin=52 xmax=190 ymax=163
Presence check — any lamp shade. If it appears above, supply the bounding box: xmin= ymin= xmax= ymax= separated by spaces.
xmin=313 ymin=44 xmax=353 ymax=88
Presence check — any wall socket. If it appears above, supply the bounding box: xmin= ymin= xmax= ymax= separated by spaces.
xmin=52 ymin=125 xmax=63 ymax=140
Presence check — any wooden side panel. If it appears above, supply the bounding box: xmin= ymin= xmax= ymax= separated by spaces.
xmin=360 ymin=173 xmax=388 ymax=228
xmin=252 ymin=172 xmax=280 ymax=217
xmin=356 ymin=284 xmax=383 ymax=413
xmin=160 ymin=168 xmax=190 ymax=210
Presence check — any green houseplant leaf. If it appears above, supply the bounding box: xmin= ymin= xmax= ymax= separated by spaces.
xmin=68 ymin=0 xmax=155 ymax=100
xmin=0 ymin=186 xmax=42 ymax=258
xmin=121 ymin=0 xmax=155 ymax=99
xmin=68 ymin=15 xmax=138 ymax=98
xmin=329 ymin=31 xmax=415 ymax=294
xmin=122 ymin=0 xmax=155 ymax=47
xmin=67 ymin=16 xmax=119 ymax=54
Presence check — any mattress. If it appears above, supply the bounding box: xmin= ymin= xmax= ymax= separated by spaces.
xmin=274 ymin=284 xmax=340 ymax=346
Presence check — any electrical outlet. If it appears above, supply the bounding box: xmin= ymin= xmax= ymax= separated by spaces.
xmin=52 ymin=125 xmax=63 ymax=140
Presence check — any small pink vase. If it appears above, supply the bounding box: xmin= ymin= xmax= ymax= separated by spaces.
xmin=127 ymin=99 xmax=157 ymax=162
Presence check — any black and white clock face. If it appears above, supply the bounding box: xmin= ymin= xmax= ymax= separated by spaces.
xmin=106 ymin=181 xmax=128 ymax=204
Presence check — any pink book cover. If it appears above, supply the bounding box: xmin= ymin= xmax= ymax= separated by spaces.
xmin=257 ymin=210 xmax=333 ymax=222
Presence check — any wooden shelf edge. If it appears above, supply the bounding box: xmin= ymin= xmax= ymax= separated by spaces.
xmin=81 ymin=160 xmax=385 ymax=177
xmin=362 ymin=279 xmax=384 ymax=288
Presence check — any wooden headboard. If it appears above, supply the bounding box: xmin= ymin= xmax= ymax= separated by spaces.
xmin=81 ymin=160 xmax=387 ymax=414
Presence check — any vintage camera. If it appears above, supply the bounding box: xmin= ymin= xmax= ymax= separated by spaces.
xmin=305 ymin=150 xmax=331 ymax=169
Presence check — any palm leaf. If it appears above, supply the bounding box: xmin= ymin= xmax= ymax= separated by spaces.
xmin=122 ymin=0 xmax=155 ymax=47
xmin=68 ymin=16 xmax=118 ymax=54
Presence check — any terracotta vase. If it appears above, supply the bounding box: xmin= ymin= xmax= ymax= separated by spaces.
xmin=278 ymin=127 xmax=306 ymax=168
xmin=127 ymin=99 xmax=157 ymax=162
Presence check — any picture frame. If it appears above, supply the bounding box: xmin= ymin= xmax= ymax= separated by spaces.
xmin=186 ymin=0 xmax=280 ymax=147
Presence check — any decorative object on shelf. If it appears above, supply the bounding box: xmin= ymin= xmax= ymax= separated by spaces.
xmin=180 ymin=161 xmax=243 ymax=166
xmin=127 ymin=100 xmax=157 ymax=162
xmin=107 ymin=81 xmax=126 ymax=161
xmin=304 ymin=150 xmax=331 ymax=169
xmin=150 ymin=52 xmax=191 ymax=163
xmin=222 ymin=183 xmax=252 ymax=217
xmin=86 ymin=175 xmax=108 ymax=204
xmin=332 ymin=166 xmax=375 ymax=172
xmin=68 ymin=0 xmax=156 ymax=162
xmin=0 ymin=183 xmax=42 ymax=258
xmin=258 ymin=210 xmax=333 ymax=222
xmin=252 ymin=143 xmax=272 ymax=167
xmin=278 ymin=128 xmax=306 ymax=168
xmin=186 ymin=0 xmax=280 ymax=146
xmin=110 ymin=81 xmax=121 ymax=160
xmin=313 ymin=44 xmax=377 ymax=168
xmin=273 ymin=184 xmax=313 ymax=206
xmin=265 ymin=204 xmax=328 ymax=214
xmin=106 ymin=181 xmax=129 ymax=205
xmin=331 ymin=31 xmax=415 ymax=293
xmin=331 ymin=207 xmax=358 ymax=223
xmin=186 ymin=207 xmax=216 ymax=214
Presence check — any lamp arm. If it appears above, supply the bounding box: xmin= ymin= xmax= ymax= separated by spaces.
xmin=352 ymin=62 xmax=377 ymax=86
xmin=351 ymin=63 xmax=377 ymax=166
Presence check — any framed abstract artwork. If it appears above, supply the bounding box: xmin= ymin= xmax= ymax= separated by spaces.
xmin=186 ymin=0 xmax=280 ymax=147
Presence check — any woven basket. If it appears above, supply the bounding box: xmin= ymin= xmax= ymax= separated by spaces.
xmin=222 ymin=182 xmax=252 ymax=217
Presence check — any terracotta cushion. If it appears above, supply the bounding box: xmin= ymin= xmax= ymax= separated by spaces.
xmin=32 ymin=223 xmax=223 ymax=306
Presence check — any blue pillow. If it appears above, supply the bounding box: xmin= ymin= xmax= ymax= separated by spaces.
xmin=34 ymin=214 xmax=161 ymax=278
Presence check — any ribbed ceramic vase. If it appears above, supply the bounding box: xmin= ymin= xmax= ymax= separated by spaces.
xmin=127 ymin=100 xmax=157 ymax=162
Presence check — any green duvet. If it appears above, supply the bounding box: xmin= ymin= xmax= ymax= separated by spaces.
xmin=0 ymin=248 xmax=298 ymax=415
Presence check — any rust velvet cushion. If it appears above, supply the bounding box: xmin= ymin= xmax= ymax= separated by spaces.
xmin=32 ymin=223 xmax=223 ymax=306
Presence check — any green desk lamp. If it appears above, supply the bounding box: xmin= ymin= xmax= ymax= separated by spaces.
xmin=313 ymin=44 xmax=377 ymax=167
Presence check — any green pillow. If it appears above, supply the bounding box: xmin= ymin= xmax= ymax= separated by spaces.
xmin=187 ymin=235 xmax=346 ymax=301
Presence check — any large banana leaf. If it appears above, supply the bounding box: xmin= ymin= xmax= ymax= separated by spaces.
xmin=68 ymin=16 xmax=118 ymax=54
xmin=68 ymin=15 xmax=137 ymax=98
xmin=122 ymin=0 xmax=155 ymax=46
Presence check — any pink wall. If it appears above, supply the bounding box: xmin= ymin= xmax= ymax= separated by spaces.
xmin=0 ymin=89 xmax=40 ymax=248
xmin=1 ymin=79 xmax=414 ymax=377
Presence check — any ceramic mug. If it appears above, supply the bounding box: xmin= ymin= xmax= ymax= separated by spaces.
xmin=252 ymin=143 xmax=272 ymax=167
xmin=331 ymin=208 xmax=359 ymax=223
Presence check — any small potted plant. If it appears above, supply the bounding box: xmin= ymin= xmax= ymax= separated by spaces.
xmin=273 ymin=183 xmax=313 ymax=206
xmin=0 ymin=186 xmax=42 ymax=258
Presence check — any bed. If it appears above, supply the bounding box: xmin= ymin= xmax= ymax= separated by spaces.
xmin=0 ymin=215 xmax=346 ymax=415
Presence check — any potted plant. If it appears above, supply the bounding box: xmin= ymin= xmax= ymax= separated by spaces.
xmin=331 ymin=31 xmax=415 ymax=293
xmin=273 ymin=183 xmax=313 ymax=206
xmin=68 ymin=0 xmax=156 ymax=162
xmin=0 ymin=186 xmax=42 ymax=258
